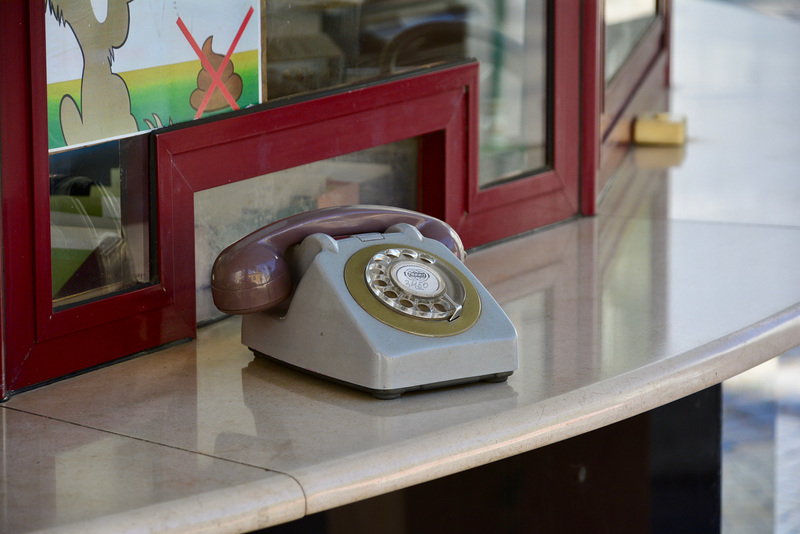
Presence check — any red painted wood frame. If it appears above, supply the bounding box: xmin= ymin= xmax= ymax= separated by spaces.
xmin=581 ymin=0 xmax=672 ymax=215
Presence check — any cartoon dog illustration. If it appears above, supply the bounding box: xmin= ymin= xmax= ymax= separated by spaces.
xmin=47 ymin=0 xmax=139 ymax=145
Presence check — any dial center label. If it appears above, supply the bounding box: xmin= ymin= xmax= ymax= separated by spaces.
xmin=390 ymin=261 xmax=443 ymax=298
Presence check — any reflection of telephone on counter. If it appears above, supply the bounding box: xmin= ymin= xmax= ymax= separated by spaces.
xmin=212 ymin=205 xmax=517 ymax=399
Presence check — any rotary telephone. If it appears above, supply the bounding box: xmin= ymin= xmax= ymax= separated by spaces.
xmin=211 ymin=205 xmax=517 ymax=399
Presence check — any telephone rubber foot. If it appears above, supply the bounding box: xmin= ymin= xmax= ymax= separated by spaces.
xmin=483 ymin=372 xmax=512 ymax=384
xmin=371 ymin=390 xmax=404 ymax=400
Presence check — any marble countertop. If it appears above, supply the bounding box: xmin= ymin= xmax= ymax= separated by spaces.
xmin=4 ymin=1 xmax=800 ymax=532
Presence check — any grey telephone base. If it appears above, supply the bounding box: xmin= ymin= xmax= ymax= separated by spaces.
xmin=251 ymin=348 xmax=513 ymax=400
xmin=238 ymin=223 xmax=518 ymax=399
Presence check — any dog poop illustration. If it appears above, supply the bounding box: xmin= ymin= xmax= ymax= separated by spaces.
xmin=190 ymin=36 xmax=244 ymax=112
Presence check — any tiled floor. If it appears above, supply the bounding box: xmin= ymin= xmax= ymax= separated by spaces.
xmin=722 ymin=346 xmax=800 ymax=533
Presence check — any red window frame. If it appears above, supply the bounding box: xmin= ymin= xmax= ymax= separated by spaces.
xmin=0 ymin=2 xmax=582 ymax=397
xmin=581 ymin=0 xmax=672 ymax=215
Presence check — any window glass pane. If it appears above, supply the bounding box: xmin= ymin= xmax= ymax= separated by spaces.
xmin=265 ymin=0 xmax=549 ymax=187
xmin=605 ymin=0 xmax=658 ymax=83
xmin=473 ymin=1 xmax=548 ymax=187
xmin=49 ymin=137 xmax=151 ymax=308
xmin=194 ymin=138 xmax=419 ymax=323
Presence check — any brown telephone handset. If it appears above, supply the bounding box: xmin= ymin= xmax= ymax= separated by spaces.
xmin=211 ymin=205 xmax=516 ymax=399
xmin=211 ymin=205 xmax=465 ymax=315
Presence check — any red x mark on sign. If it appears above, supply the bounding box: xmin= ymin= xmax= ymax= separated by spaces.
xmin=177 ymin=6 xmax=254 ymax=119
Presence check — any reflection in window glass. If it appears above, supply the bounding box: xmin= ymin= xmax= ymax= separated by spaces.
xmin=471 ymin=1 xmax=548 ymax=187
xmin=194 ymin=138 xmax=419 ymax=323
xmin=605 ymin=0 xmax=658 ymax=83
xmin=264 ymin=0 xmax=550 ymax=187
xmin=49 ymin=138 xmax=151 ymax=307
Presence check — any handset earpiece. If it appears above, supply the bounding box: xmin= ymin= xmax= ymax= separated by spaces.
xmin=211 ymin=205 xmax=464 ymax=315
